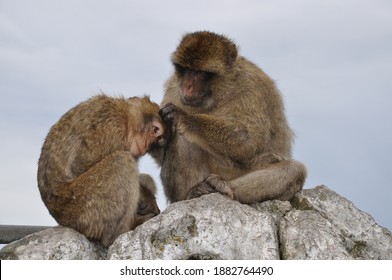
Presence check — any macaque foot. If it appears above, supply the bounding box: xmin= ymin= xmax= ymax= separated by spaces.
xmin=186 ymin=174 xmax=234 ymax=200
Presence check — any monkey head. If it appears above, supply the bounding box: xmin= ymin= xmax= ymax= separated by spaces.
xmin=171 ymin=31 xmax=238 ymax=107
xmin=128 ymin=96 xmax=165 ymax=157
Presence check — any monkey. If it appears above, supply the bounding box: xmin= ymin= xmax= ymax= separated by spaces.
xmin=149 ymin=31 xmax=307 ymax=204
xmin=37 ymin=94 xmax=163 ymax=247
xmin=135 ymin=174 xmax=161 ymax=228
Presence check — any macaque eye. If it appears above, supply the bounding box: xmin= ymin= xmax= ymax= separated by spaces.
xmin=174 ymin=64 xmax=186 ymax=75
xmin=204 ymin=71 xmax=215 ymax=80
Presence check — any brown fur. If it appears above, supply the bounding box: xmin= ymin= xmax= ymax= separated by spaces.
xmin=38 ymin=94 xmax=163 ymax=247
xmin=150 ymin=31 xmax=307 ymax=204
xmin=171 ymin=31 xmax=237 ymax=74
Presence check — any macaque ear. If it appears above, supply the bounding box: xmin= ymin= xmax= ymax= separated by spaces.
xmin=151 ymin=119 xmax=164 ymax=138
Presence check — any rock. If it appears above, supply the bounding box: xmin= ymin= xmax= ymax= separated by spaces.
xmin=1 ymin=185 xmax=391 ymax=260
xmin=280 ymin=210 xmax=352 ymax=259
xmin=290 ymin=186 xmax=392 ymax=259
xmin=108 ymin=193 xmax=279 ymax=259
xmin=0 ymin=226 xmax=105 ymax=260
xmin=251 ymin=199 xmax=292 ymax=224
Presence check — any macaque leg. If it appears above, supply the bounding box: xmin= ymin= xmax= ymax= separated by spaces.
xmin=58 ymin=151 xmax=140 ymax=247
xmin=230 ymin=160 xmax=307 ymax=204
xmin=135 ymin=173 xmax=161 ymax=226
xmin=160 ymin=136 xmax=210 ymax=202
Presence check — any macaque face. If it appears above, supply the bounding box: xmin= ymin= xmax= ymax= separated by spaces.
xmin=130 ymin=119 xmax=164 ymax=157
xmin=175 ymin=65 xmax=214 ymax=107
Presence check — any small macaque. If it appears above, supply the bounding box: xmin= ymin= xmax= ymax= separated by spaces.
xmin=38 ymin=94 xmax=163 ymax=247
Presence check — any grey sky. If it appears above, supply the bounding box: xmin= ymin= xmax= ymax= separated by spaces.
xmin=1 ymin=0 xmax=391 ymax=233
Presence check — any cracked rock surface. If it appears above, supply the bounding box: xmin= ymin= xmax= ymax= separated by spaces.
xmin=1 ymin=185 xmax=391 ymax=259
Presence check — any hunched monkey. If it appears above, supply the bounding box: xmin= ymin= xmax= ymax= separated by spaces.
xmin=38 ymin=94 xmax=163 ymax=247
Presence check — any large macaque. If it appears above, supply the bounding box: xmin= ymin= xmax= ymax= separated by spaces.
xmin=150 ymin=31 xmax=307 ymax=204
xmin=38 ymin=94 xmax=163 ymax=247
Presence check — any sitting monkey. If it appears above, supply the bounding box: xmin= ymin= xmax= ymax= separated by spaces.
xmin=38 ymin=94 xmax=163 ymax=247
xmin=151 ymin=31 xmax=307 ymax=204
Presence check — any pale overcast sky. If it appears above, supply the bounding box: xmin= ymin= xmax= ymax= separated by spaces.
xmin=1 ymin=0 xmax=391 ymax=233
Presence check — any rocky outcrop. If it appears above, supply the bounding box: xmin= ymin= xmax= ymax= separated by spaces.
xmin=1 ymin=185 xmax=391 ymax=260
xmin=108 ymin=193 xmax=278 ymax=260
xmin=0 ymin=226 xmax=106 ymax=260
xmin=281 ymin=187 xmax=392 ymax=259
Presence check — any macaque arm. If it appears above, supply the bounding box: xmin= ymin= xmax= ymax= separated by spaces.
xmin=178 ymin=112 xmax=261 ymax=162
